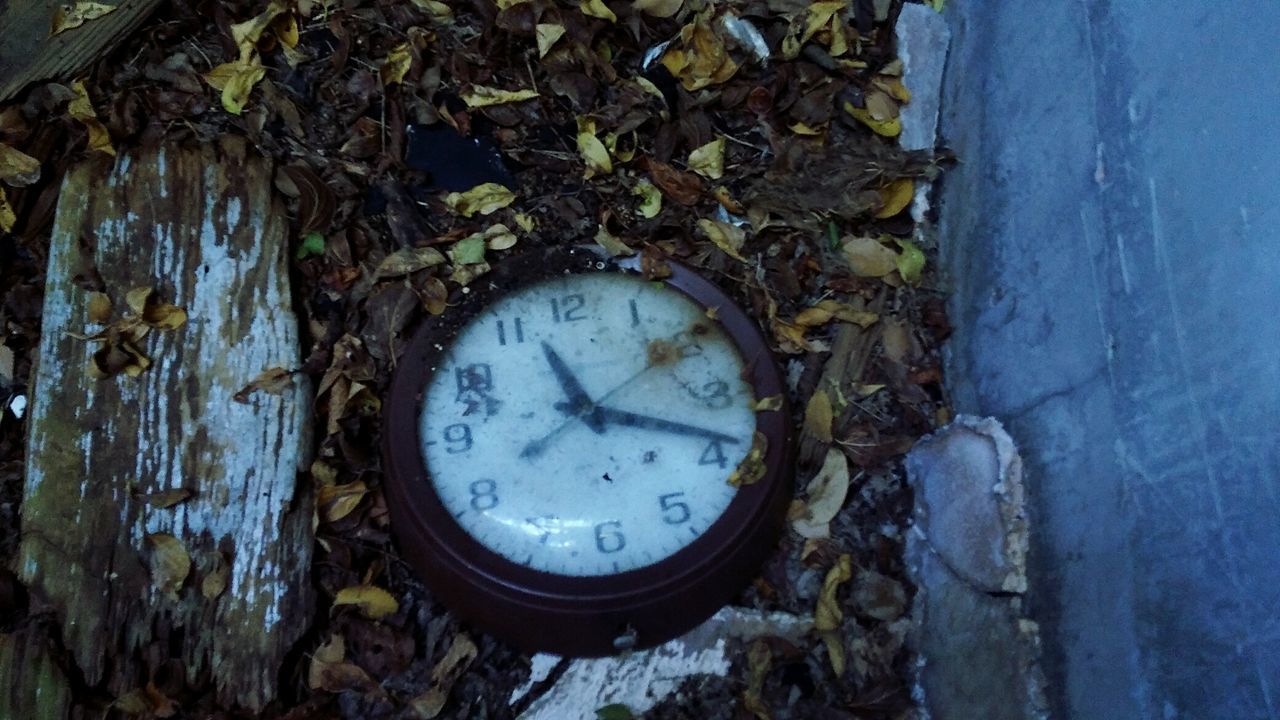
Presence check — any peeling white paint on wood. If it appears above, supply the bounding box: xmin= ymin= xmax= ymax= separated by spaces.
xmin=517 ymin=607 xmax=813 ymax=719
xmin=16 ymin=140 xmax=312 ymax=712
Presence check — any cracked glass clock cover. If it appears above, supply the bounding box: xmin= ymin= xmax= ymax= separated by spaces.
xmin=419 ymin=272 xmax=756 ymax=577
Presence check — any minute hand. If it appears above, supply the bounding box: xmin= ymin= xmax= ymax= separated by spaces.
xmin=594 ymin=406 xmax=741 ymax=444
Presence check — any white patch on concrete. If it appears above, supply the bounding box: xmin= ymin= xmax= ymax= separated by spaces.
xmin=508 ymin=653 xmax=563 ymax=706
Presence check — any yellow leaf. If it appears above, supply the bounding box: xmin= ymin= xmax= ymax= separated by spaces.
xmin=661 ymin=19 xmax=738 ymax=91
xmin=308 ymin=635 xmax=345 ymax=690
xmin=204 ymin=54 xmax=267 ymax=115
xmin=202 ymin=552 xmax=230 ymax=599
xmin=815 ymin=554 xmax=853 ymax=676
xmin=0 ymin=144 xmax=41 ymax=186
xmin=875 ymin=178 xmax=914 ymax=218
xmin=873 ymin=75 xmax=912 ymax=102
xmin=87 ymin=291 xmax=113 ymax=323
xmin=802 ymin=1 xmax=846 ymax=44
xmin=727 ymin=431 xmax=768 ymax=486
xmin=375 ymin=246 xmax=447 ymax=278
xmin=231 ymin=0 xmax=289 ymax=49
xmin=496 ymin=0 xmax=529 ymax=7
xmin=788 ymin=121 xmax=825 ymax=136
xmin=742 ymin=639 xmax=771 ymax=720
xmin=841 ymin=236 xmax=898 ymax=277
xmin=753 ymin=394 xmax=784 ymax=412
xmin=274 ymin=13 xmax=299 ymax=48
xmin=125 ymin=286 xmax=154 ymax=315
xmin=514 ymin=212 xmax=535 ymax=232
xmin=0 ymin=188 xmax=14 ymax=233
xmin=842 ymin=101 xmax=901 ymax=137
xmin=795 ymin=299 xmax=878 ymax=328
xmin=634 ymin=0 xmax=683 ymax=17
xmin=146 ymin=532 xmax=191 ymax=600
xmin=864 ymin=89 xmax=899 ymax=121
xmin=603 ymin=131 xmax=636 ymax=162
xmin=804 ymin=389 xmax=833 ymax=442
xmin=334 ymin=585 xmax=399 ymax=619
xmin=411 ymin=0 xmax=453 ymax=17
xmin=318 ymin=480 xmax=368 ymax=522
xmin=697 ymin=218 xmax=746 ymax=262
xmin=410 ymin=634 xmax=479 ymax=718
xmin=536 ymin=23 xmax=566 ymax=58
xmin=687 ymin=136 xmax=725 ymax=180
xmin=233 ymin=367 xmax=294 ymax=402
xmin=594 ymin=225 xmax=635 ymax=256
xmin=381 ymin=42 xmax=413 ymax=85
xmin=791 ymin=448 xmax=850 ymax=539
xmin=632 ymin=180 xmax=662 ymax=218
xmin=579 ymin=0 xmax=616 ymax=22
xmin=444 ymin=183 xmax=516 ymax=217
xmin=50 ymin=1 xmax=117 ymax=36
xmin=486 ymin=224 xmax=518 ymax=251
xmin=460 ymin=85 xmax=540 ymax=108
xmin=68 ymin=79 xmax=115 ymax=155
xmin=576 ymin=117 xmax=612 ymax=178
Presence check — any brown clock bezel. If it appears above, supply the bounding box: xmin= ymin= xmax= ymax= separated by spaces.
xmin=382 ymin=245 xmax=793 ymax=656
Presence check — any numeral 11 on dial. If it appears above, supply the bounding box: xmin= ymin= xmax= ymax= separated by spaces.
xmin=496 ymin=318 xmax=524 ymax=345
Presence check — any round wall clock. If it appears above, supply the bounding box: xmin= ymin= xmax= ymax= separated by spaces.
xmin=383 ymin=246 xmax=792 ymax=656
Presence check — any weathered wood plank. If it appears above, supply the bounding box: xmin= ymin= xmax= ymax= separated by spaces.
xmin=16 ymin=139 xmax=313 ymax=711
xmin=0 ymin=624 xmax=73 ymax=720
xmin=0 ymin=0 xmax=165 ymax=103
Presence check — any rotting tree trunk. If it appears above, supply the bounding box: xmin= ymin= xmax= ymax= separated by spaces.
xmin=10 ymin=139 xmax=313 ymax=713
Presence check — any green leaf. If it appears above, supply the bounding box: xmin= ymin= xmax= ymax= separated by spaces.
xmin=894 ymin=238 xmax=926 ymax=285
xmin=296 ymin=231 xmax=325 ymax=260
xmin=450 ymin=235 xmax=487 ymax=265
xmin=596 ymin=704 xmax=634 ymax=720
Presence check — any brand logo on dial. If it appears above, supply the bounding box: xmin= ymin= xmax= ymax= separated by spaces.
xmin=419 ymin=273 xmax=756 ymax=577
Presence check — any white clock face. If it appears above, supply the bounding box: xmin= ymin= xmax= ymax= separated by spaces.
xmin=419 ymin=271 xmax=757 ymax=577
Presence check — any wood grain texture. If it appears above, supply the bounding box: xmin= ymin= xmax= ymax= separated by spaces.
xmin=0 ymin=0 xmax=164 ymax=103
xmin=16 ymin=139 xmax=313 ymax=712
xmin=0 ymin=624 xmax=73 ymax=720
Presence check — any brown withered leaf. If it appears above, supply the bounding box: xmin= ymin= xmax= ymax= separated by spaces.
xmin=318 ymin=480 xmax=368 ymax=522
xmin=202 ymin=552 xmax=230 ymax=600
xmin=142 ymin=488 xmax=194 ymax=509
xmin=409 ymin=633 xmax=479 ymax=718
xmin=146 ymin=533 xmax=191 ymax=600
xmin=728 ymin=431 xmax=768 ymax=486
xmin=0 ymin=143 xmax=41 ymax=186
xmin=282 ymin=165 xmax=336 ymax=235
xmin=645 ymin=159 xmax=704 ymax=206
xmin=308 ymin=634 xmax=346 ymax=690
xmin=742 ymin=639 xmax=772 ymax=720
xmin=234 ymin=367 xmax=295 ymax=403
xmin=375 ymin=246 xmax=447 ymax=279
xmin=50 ymin=1 xmax=118 ymax=36
xmin=87 ymin=291 xmax=112 ymax=323
xmin=815 ymin=554 xmax=853 ymax=676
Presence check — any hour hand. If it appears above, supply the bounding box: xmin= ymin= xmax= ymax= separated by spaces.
xmin=540 ymin=341 xmax=605 ymax=433
xmin=593 ymin=406 xmax=741 ymax=444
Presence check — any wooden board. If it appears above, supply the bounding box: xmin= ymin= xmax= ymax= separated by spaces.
xmin=0 ymin=0 xmax=165 ymax=103
xmin=14 ymin=138 xmax=313 ymax=712
xmin=0 ymin=623 xmax=73 ymax=720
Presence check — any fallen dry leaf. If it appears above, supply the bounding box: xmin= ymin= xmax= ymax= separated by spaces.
xmin=202 ymin=552 xmax=230 ymax=600
xmin=632 ymin=180 xmax=662 ymax=218
xmin=842 ymin=236 xmax=899 ymax=277
xmin=728 ymin=431 xmax=768 ymax=486
xmin=697 ymin=218 xmax=747 ymax=261
xmin=594 ymin=225 xmax=635 ymax=257
xmin=687 ymin=136 xmax=726 ymax=180
xmin=791 ymin=448 xmax=850 ymax=539
xmin=646 ymin=159 xmax=704 ymax=205
xmin=894 ymin=238 xmax=926 ymax=285
xmin=308 ymin=634 xmax=346 ymax=690
xmin=741 ymin=639 xmax=771 ymax=720
xmin=460 ymin=85 xmax=539 ymax=108
xmin=815 ymin=553 xmax=853 ymax=676
xmin=87 ymin=291 xmax=112 ymax=323
xmin=804 ymin=388 xmax=834 ymax=442
xmin=381 ymin=42 xmax=413 ymax=85
xmin=334 ymin=584 xmax=399 ymax=619
xmin=50 ymin=1 xmax=117 ymax=36
xmin=68 ymin=79 xmax=115 ymax=155
xmin=576 ymin=117 xmax=613 ymax=178
xmin=444 ymin=183 xmax=516 ymax=217
xmin=661 ymin=16 xmax=738 ymax=91
xmin=579 ymin=0 xmax=616 ymax=22
xmin=375 ymin=246 xmax=447 ymax=279
xmin=875 ymin=178 xmax=914 ymax=218
xmin=318 ymin=480 xmax=368 ymax=522
xmin=234 ymin=367 xmax=294 ymax=402
xmin=794 ymin=299 xmax=879 ymax=328
xmin=143 ymin=488 xmax=194 ymax=509
xmin=146 ymin=532 xmax=191 ymax=600
xmin=842 ymin=101 xmax=902 ymax=138
xmin=634 ymin=0 xmax=683 ymax=17
xmin=0 ymin=189 xmax=15 ymax=232
xmin=536 ymin=23 xmax=566 ymax=58
xmin=203 ymin=54 xmax=267 ymax=116
xmin=0 ymin=144 xmax=41 ymax=186
xmin=409 ymin=633 xmax=479 ymax=718
xmin=753 ymin=394 xmax=784 ymax=412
